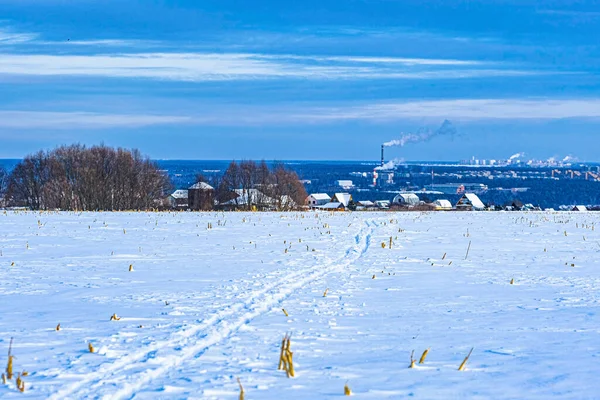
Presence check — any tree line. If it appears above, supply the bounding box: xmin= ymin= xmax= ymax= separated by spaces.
xmin=0 ymin=146 xmax=308 ymax=211
xmin=2 ymin=145 xmax=171 ymax=210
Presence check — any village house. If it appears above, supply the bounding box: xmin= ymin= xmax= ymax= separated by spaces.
xmin=318 ymin=202 xmax=346 ymax=211
xmin=218 ymin=189 xmax=296 ymax=211
xmin=305 ymin=193 xmax=331 ymax=208
xmin=456 ymin=193 xmax=485 ymax=211
xmin=169 ymin=189 xmax=189 ymax=209
xmin=375 ymin=200 xmax=390 ymax=209
xmin=332 ymin=193 xmax=353 ymax=208
xmin=356 ymin=200 xmax=377 ymax=210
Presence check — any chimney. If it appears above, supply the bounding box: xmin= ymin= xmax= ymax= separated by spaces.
xmin=381 ymin=145 xmax=384 ymax=167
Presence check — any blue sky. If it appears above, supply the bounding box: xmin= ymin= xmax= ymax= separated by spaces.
xmin=1 ymin=0 xmax=600 ymax=161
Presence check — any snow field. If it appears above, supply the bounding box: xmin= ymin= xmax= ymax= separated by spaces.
xmin=0 ymin=210 xmax=599 ymax=399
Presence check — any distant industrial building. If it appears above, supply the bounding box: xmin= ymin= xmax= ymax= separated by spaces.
xmin=335 ymin=180 xmax=354 ymax=190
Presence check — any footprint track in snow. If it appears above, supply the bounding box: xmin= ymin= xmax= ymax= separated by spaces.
xmin=48 ymin=220 xmax=375 ymax=400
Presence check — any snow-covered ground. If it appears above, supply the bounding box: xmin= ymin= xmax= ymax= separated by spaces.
xmin=1 ymin=210 xmax=599 ymax=399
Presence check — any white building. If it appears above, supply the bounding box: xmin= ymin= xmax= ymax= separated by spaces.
xmin=434 ymin=199 xmax=453 ymax=210
xmin=306 ymin=193 xmax=331 ymax=207
xmin=335 ymin=180 xmax=354 ymax=190
xmin=392 ymin=193 xmax=420 ymax=206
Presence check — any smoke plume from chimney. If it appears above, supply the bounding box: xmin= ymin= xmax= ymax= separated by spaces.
xmin=383 ymin=120 xmax=456 ymax=148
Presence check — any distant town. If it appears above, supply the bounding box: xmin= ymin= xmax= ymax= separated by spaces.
xmin=155 ymin=152 xmax=600 ymax=212
xmin=2 ymin=151 xmax=600 ymax=212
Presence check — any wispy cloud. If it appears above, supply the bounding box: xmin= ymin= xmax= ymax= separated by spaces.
xmin=4 ymin=99 xmax=600 ymax=130
xmin=0 ymin=27 xmax=37 ymax=44
xmin=0 ymin=111 xmax=191 ymax=129
xmin=37 ymin=39 xmax=158 ymax=47
xmin=537 ymin=9 xmax=600 ymax=18
xmin=282 ymin=99 xmax=600 ymax=123
xmin=0 ymin=52 xmax=549 ymax=81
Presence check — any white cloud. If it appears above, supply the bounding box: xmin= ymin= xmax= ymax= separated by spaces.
xmin=0 ymin=52 xmax=541 ymax=81
xmin=37 ymin=39 xmax=161 ymax=47
xmin=175 ymin=98 xmax=600 ymax=125
xmin=0 ymin=111 xmax=191 ymax=129
xmin=310 ymin=99 xmax=600 ymax=121
xmin=261 ymin=54 xmax=484 ymax=66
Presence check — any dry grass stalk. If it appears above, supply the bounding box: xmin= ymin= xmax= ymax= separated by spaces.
xmin=56 ymin=323 xmax=61 ymax=331
xmin=344 ymin=382 xmax=352 ymax=396
xmin=282 ymin=308 xmax=289 ymax=317
xmin=323 ymin=288 xmax=329 ymax=297
xmin=6 ymin=337 xmax=13 ymax=380
xmin=1 ymin=373 xmax=6 ymax=384
xmin=237 ymin=377 xmax=244 ymax=400
xmin=458 ymin=347 xmax=474 ymax=371
xmin=510 ymin=278 xmax=514 ymax=285
xmin=409 ymin=350 xmax=416 ymax=368
xmin=278 ymin=334 xmax=295 ymax=378
xmin=419 ymin=348 xmax=430 ymax=364
xmin=110 ymin=313 xmax=121 ymax=321
xmin=129 ymin=264 xmax=134 ymax=272
xmin=464 ymin=241 xmax=472 ymax=260
xmin=278 ymin=334 xmax=288 ymax=370
xmin=442 ymin=252 xmax=447 ymax=260
xmin=88 ymin=342 xmax=95 ymax=353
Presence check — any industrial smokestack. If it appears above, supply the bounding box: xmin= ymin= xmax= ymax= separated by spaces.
xmin=381 ymin=144 xmax=384 ymax=167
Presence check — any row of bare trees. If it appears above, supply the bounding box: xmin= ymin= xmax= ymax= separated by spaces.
xmin=209 ymin=160 xmax=307 ymax=210
xmin=0 ymin=166 xmax=7 ymax=207
xmin=4 ymin=145 xmax=172 ymax=210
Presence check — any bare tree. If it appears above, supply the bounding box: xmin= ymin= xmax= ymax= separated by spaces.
xmin=217 ymin=161 xmax=241 ymax=206
xmin=271 ymin=163 xmax=307 ymax=210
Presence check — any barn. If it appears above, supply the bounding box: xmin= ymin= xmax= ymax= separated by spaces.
xmin=392 ymin=193 xmax=420 ymax=206
xmin=188 ymin=182 xmax=215 ymax=211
